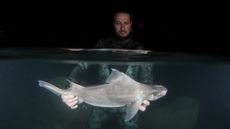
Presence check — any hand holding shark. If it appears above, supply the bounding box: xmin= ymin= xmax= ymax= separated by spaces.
xmin=61 ymin=94 xmax=150 ymax=111
xmin=38 ymin=68 xmax=167 ymax=121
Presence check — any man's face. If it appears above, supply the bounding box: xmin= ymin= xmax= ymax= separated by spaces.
xmin=113 ymin=12 xmax=132 ymax=38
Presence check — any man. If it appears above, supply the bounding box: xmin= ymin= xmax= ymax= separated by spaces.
xmin=94 ymin=10 xmax=143 ymax=49
xmin=61 ymin=9 xmax=153 ymax=129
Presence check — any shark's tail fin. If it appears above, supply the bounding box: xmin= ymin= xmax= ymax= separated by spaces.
xmin=38 ymin=80 xmax=68 ymax=96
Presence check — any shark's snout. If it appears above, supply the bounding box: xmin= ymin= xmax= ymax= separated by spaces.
xmin=161 ymin=87 xmax=167 ymax=96
xmin=159 ymin=88 xmax=167 ymax=97
xmin=148 ymin=85 xmax=167 ymax=101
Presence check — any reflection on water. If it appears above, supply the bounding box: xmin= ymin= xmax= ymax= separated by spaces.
xmin=0 ymin=49 xmax=230 ymax=129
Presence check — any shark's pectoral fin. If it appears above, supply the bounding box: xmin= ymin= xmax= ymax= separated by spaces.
xmin=125 ymin=100 xmax=142 ymax=122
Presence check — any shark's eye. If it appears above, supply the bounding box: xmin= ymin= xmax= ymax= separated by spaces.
xmin=150 ymin=94 xmax=154 ymax=99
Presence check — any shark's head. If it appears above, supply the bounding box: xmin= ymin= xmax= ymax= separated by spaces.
xmin=146 ymin=85 xmax=167 ymax=101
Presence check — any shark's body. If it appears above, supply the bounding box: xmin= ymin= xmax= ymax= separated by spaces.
xmin=38 ymin=68 xmax=167 ymax=121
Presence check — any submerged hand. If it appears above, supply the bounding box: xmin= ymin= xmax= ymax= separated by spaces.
xmin=139 ymin=100 xmax=150 ymax=111
xmin=61 ymin=94 xmax=79 ymax=109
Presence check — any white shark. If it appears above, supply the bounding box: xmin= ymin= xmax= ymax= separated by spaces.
xmin=38 ymin=68 xmax=167 ymax=121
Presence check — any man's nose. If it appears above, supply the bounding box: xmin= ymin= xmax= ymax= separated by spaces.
xmin=121 ymin=25 xmax=125 ymax=31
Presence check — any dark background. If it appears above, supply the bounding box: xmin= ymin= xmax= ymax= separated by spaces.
xmin=0 ymin=1 xmax=225 ymax=55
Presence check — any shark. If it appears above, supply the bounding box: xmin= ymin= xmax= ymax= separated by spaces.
xmin=38 ymin=68 xmax=167 ymax=121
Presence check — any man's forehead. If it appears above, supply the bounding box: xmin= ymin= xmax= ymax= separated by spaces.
xmin=114 ymin=13 xmax=131 ymax=19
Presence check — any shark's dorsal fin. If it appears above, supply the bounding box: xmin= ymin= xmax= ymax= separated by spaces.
xmin=106 ymin=68 xmax=137 ymax=85
xmin=66 ymin=79 xmax=84 ymax=90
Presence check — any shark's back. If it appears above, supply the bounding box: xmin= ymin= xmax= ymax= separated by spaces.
xmin=77 ymin=69 xmax=142 ymax=107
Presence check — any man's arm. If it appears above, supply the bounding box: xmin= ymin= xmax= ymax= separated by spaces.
xmin=139 ymin=64 xmax=154 ymax=111
xmin=61 ymin=63 xmax=89 ymax=109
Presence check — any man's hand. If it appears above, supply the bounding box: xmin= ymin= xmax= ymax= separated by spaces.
xmin=61 ymin=94 xmax=79 ymax=109
xmin=139 ymin=100 xmax=150 ymax=111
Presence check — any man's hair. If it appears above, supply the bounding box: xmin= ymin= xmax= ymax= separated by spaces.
xmin=112 ymin=8 xmax=133 ymax=21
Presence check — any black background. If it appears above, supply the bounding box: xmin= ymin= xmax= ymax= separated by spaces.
xmin=0 ymin=1 xmax=226 ymax=56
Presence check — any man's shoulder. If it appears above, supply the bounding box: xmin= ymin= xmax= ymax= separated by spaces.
xmin=95 ymin=36 xmax=144 ymax=49
xmin=127 ymin=39 xmax=145 ymax=50
xmin=95 ymin=37 xmax=115 ymax=48
xmin=98 ymin=37 xmax=114 ymax=43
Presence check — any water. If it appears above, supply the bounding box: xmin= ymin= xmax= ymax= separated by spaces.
xmin=0 ymin=48 xmax=230 ymax=129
